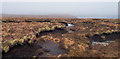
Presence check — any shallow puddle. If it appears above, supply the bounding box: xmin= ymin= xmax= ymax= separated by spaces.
xmin=2 ymin=40 xmax=67 ymax=58
xmin=2 ymin=22 xmax=74 ymax=58
xmin=39 ymin=40 xmax=67 ymax=57
xmin=59 ymin=22 xmax=74 ymax=27
xmin=2 ymin=28 xmax=68 ymax=58
xmin=66 ymin=24 xmax=74 ymax=27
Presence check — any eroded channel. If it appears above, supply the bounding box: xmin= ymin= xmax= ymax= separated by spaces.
xmin=87 ymin=32 xmax=120 ymax=46
xmin=2 ymin=26 xmax=68 ymax=58
xmin=2 ymin=21 xmax=76 ymax=58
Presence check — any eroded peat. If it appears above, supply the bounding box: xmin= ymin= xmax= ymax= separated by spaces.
xmin=1 ymin=17 xmax=120 ymax=58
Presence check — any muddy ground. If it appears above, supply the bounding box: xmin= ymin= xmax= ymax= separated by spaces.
xmin=1 ymin=17 xmax=120 ymax=58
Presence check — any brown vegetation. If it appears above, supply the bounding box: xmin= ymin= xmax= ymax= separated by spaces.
xmin=1 ymin=17 xmax=120 ymax=58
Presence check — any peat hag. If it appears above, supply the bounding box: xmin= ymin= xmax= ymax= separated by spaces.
xmin=87 ymin=31 xmax=120 ymax=43
xmin=2 ymin=27 xmax=68 ymax=58
xmin=2 ymin=40 xmax=67 ymax=58
xmin=36 ymin=28 xmax=68 ymax=38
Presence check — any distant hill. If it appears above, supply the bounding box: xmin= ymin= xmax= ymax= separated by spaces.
xmin=2 ymin=14 xmax=76 ymax=18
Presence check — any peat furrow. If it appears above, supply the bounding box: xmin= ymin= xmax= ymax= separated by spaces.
xmin=2 ymin=24 xmax=66 ymax=53
xmin=86 ymin=31 xmax=120 ymax=42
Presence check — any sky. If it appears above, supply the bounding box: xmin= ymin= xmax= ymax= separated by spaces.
xmin=1 ymin=0 xmax=119 ymax=2
xmin=1 ymin=0 xmax=119 ymax=18
xmin=0 ymin=2 xmax=2 ymax=18
xmin=2 ymin=2 xmax=118 ymax=18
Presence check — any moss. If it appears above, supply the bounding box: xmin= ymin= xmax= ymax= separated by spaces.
xmin=51 ymin=26 xmax=55 ymax=30
xmin=31 ymin=35 xmax=36 ymax=39
xmin=57 ymin=25 xmax=62 ymax=28
xmin=9 ymin=39 xmax=19 ymax=45
xmin=45 ymin=26 xmax=51 ymax=31
xmin=23 ymin=36 xmax=27 ymax=40
xmin=38 ymin=28 xmax=41 ymax=32
xmin=28 ymin=40 xmax=32 ymax=44
xmin=33 ymin=56 xmax=37 ymax=59
xmin=41 ymin=28 xmax=45 ymax=30
xmin=9 ymin=40 xmax=15 ymax=46
xmin=3 ymin=45 xmax=9 ymax=53
xmin=18 ymin=39 xmax=24 ymax=45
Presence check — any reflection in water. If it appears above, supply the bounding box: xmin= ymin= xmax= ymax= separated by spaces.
xmin=67 ymin=24 xmax=74 ymax=27
xmin=39 ymin=40 xmax=67 ymax=57
xmin=88 ymin=32 xmax=120 ymax=46
xmin=92 ymin=41 xmax=114 ymax=46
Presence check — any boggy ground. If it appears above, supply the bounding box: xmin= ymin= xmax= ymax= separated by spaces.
xmin=1 ymin=17 xmax=120 ymax=58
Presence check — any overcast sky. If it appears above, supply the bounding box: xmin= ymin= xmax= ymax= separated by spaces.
xmin=2 ymin=0 xmax=119 ymax=2
xmin=2 ymin=2 xmax=118 ymax=18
